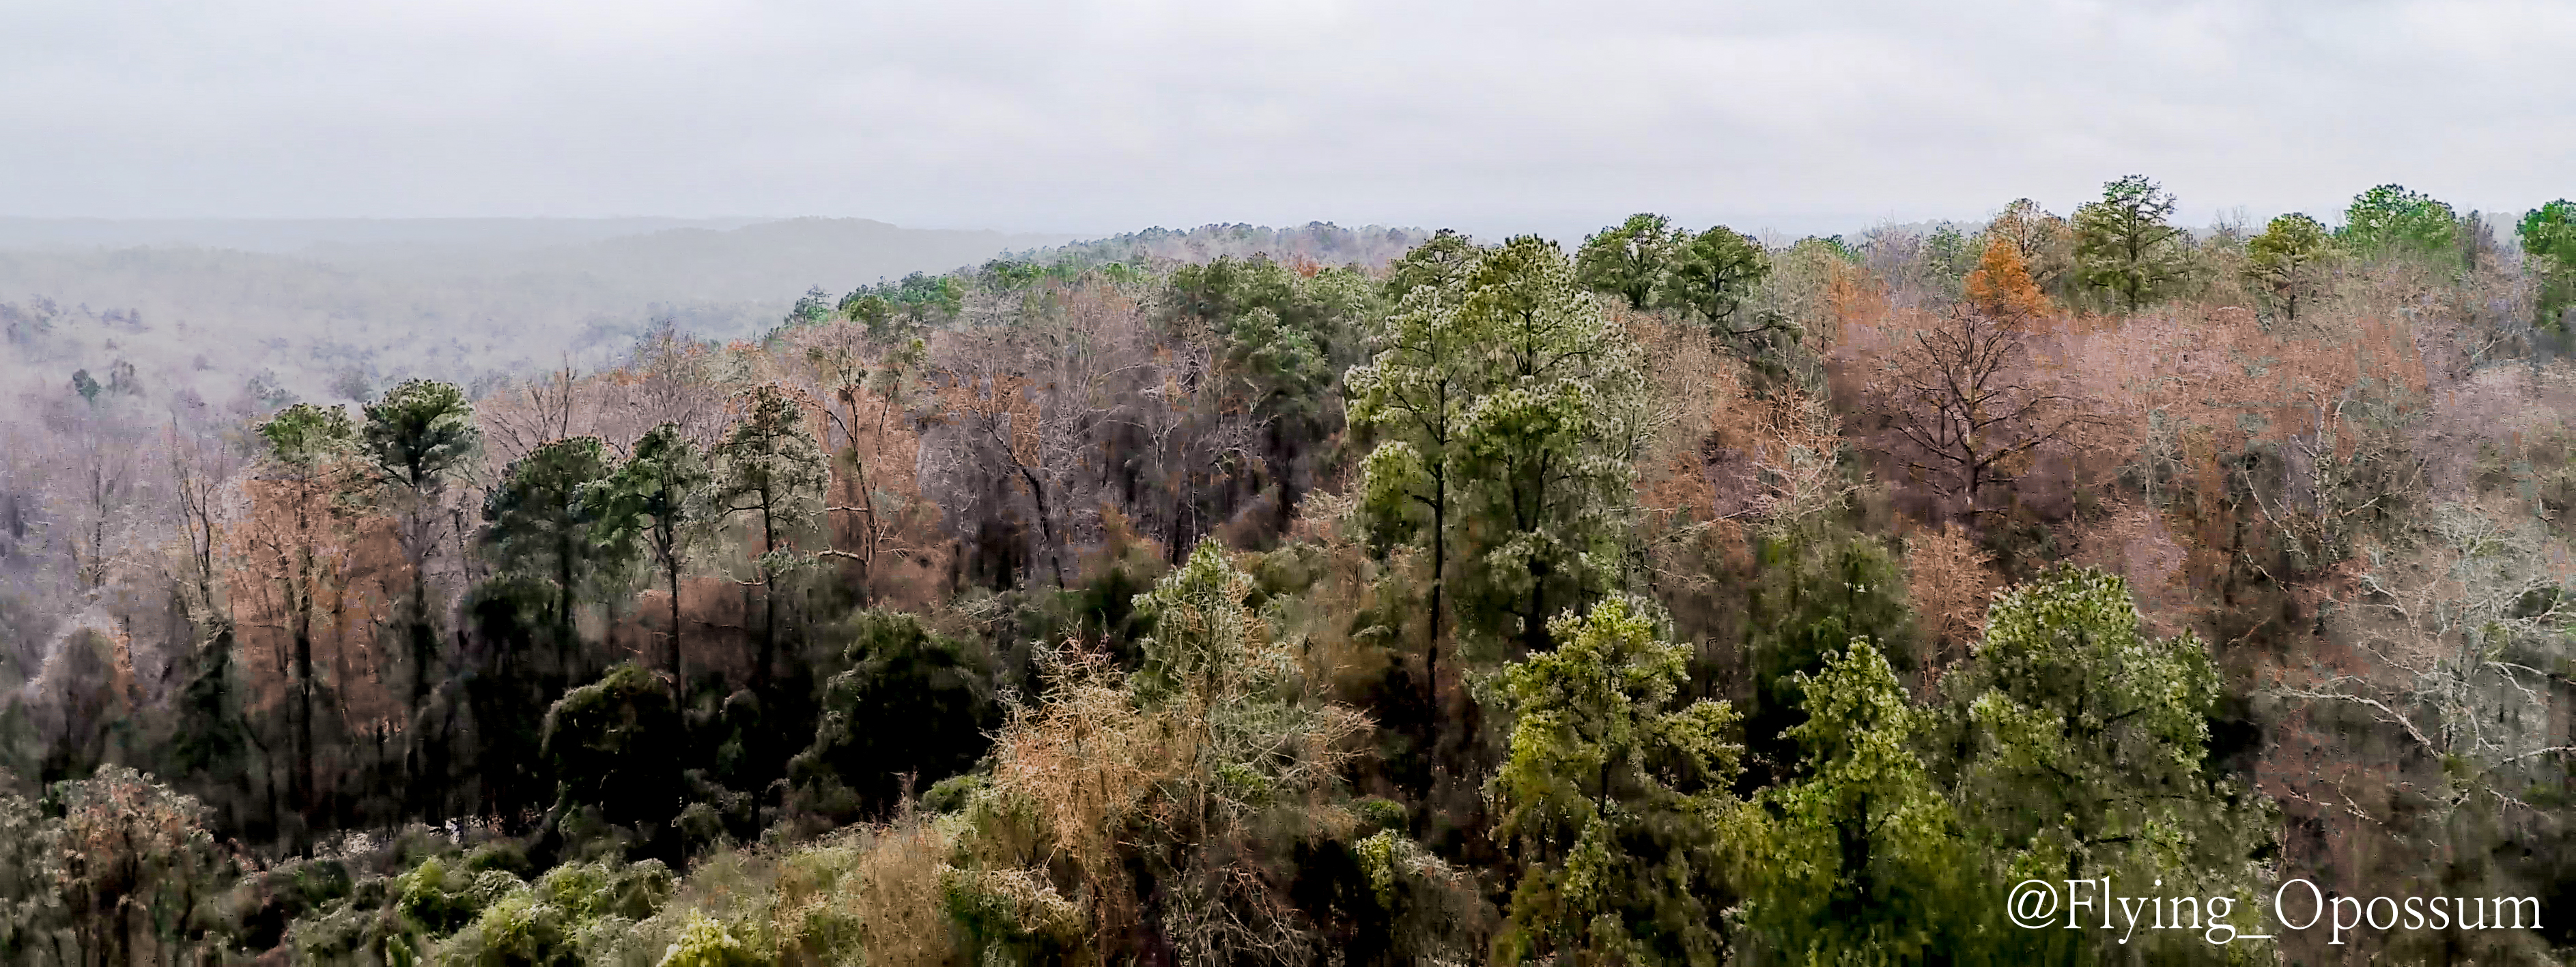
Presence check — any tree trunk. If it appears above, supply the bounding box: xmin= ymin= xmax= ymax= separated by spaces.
xmin=1427 ymin=470 xmax=1445 ymax=708
xmin=668 ymin=547 xmax=685 ymax=699
xmin=756 ymin=494 xmax=776 ymax=691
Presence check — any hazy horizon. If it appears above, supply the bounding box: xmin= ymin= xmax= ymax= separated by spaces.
xmin=13 ymin=1 xmax=2568 ymax=244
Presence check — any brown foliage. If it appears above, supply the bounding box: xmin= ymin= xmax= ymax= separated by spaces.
xmin=1962 ymin=236 xmax=2053 ymax=321
xmin=1904 ymin=520 xmax=1998 ymax=680
xmin=228 ymin=474 xmax=406 ymax=736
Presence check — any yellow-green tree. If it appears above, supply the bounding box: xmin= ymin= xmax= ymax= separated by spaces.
xmin=2244 ymin=212 xmax=2337 ymax=321
xmin=1488 ymin=597 xmax=1740 ymax=965
xmin=1736 ymin=640 xmax=1974 ymax=964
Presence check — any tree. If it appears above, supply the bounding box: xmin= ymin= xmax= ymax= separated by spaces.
xmin=1987 ymin=199 xmax=2076 ymax=295
xmin=1455 ymin=235 xmax=1650 ymax=654
xmin=1938 ymin=567 xmax=2271 ymax=904
xmin=251 ymin=403 xmax=360 ymax=828
xmin=1873 ymin=306 xmax=2082 ymax=525
xmin=2518 ymin=199 xmax=2576 ymax=331
xmin=482 ymin=436 xmax=624 ymax=658
xmin=363 ymin=380 xmax=479 ymax=493
xmin=2244 ymin=212 xmax=2337 ymax=321
xmin=358 ymin=379 xmax=479 ymax=721
xmin=541 ymin=663 xmax=681 ymax=829
xmin=709 ymin=385 xmax=827 ymax=689
xmin=1126 ymin=539 xmax=1370 ymax=964
xmin=1961 ymin=235 xmax=2052 ymax=321
xmin=1659 ymin=225 xmax=1774 ymax=336
xmin=839 ymin=272 xmax=963 ymax=343
xmin=0 ymin=781 xmax=66 ymax=959
xmin=1573 ymin=214 xmax=1680 ymax=311
xmin=2339 ymin=183 xmax=2460 ymax=262
xmin=787 ymin=611 xmax=995 ymax=820
xmin=598 ymin=423 xmax=711 ymax=683
xmin=1487 ymin=597 xmax=1740 ymax=966
xmin=782 ymin=285 xmax=835 ymax=329
xmin=1904 ymin=521 xmax=1998 ymax=676
xmin=1738 ymin=640 xmax=1970 ymax=963
xmin=48 ymin=768 xmax=229 ymax=965
xmin=1381 ymin=228 xmax=1484 ymax=301
xmin=1740 ymin=533 xmax=1915 ymax=786
xmin=1349 ymin=248 xmax=1482 ymax=695
xmin=972 ymin=540 xmax=1368 ymax=964
xmin=2073 ymin=175 xmax=2188 ymax=312
xmin=2282 ymin=504 xmax=2576 ymax=813
xmin=1169 ymin=254 xmax=1376 ymax=508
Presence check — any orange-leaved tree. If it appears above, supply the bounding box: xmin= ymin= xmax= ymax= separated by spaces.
xmin=1962 ymin=236 xmax=2053 ymax=322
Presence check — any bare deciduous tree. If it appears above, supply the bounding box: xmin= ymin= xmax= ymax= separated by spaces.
xmin=2279 ymin=502 xmax=2576 ymax=813
xmin=1870 ymin=307 xmax=2086 ymax=525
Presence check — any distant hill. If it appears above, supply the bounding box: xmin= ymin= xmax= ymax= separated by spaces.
xmin=487 ymin=218 xmax=1083 ymax=302
xmin=0 ymin=219 xmax=1442 ymax=416
xmin=0 ymin=217 xmax=770 ymax=255
xmin=1014 ymin=222 xmax=1433 ymax=270
xmin=0 ymin=218 xmax=1081 ymax=409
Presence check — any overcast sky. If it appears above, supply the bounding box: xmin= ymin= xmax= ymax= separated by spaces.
xmin=4 ymin=0 xmax=2568 ymax=240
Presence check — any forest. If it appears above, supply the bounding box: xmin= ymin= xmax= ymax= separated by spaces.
xmin=1 ymin=185 xmax=2575 ymax=965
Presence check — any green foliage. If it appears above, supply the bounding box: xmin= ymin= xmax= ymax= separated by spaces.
xmin=1741 ymin=534 xmax=1914 ymax=783
xmin=836 ymin=272 xmax=963 ymax=343
xmin=261 ymin=402 xmax=358 ymax=469
xmin=69 ymin=368 xmax=100 ymax=403
xmin=362 ymin=379 xmax=481 ymax=491
xmin=1488 ymin=597 xmax=1742 ymax=965
xmin=1130 ymin=543 xmax=1359 ymax=790
xmin=432 ymin=858 xmax=675 ymax=967
xmin=1936 ymin=566 xmax=2274 ymax=953
xmin=1661 ymin=225 xmax=1772 ymax=332
xmin=0 ymin=781 xmax=66 ymax=956
xmin=1171 ymin=254 xmax=1375 ymax=422
xmin=710 ymin=386 xmax=828 ymax=556
xmin=1454 ymin=236 xmax=1650 ymax=652
xmin=483 ymin=436 xmax=629 ymax=639
xmin=595 ymin=422 xmax=714 ymax=674
xmin=541 ymin=664 xmax=682 ymax=826
xmin=1382 ymin=228 xmax=1484 ymax=300
xmin=1574 ymin=213 xmax=1680 ymax=311
xmin=1921 ymin=224 xmax=1979 ymax=299
xmin=656 ymin=911 xmax=771 ymax=967
xmin=2073 ymin=174 xmax=2189 ymax=312
xmin=1736 ymin=640 xmax=1977 ymax=964
xmin=2340 ymin=183 xmax=2461 ymax=263
xmin=789 ymin=611 xmax=997 ymax=820
xmin=394 ymin=856 xmax=524 ymax=938
xmin=2243 ymin=212 xmax=2338 ymax=321
xmin=1349 ymin=239 xmax=1487 ymax=672
xmin=1351 ymin=234 xmax=1650 ymax=656
xmin=783 ymin=285 xmax=834 ymax=330
xmin=2520 ymin=199 xmax=2576 ymax=330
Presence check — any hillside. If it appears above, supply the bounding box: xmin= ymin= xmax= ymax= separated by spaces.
xmin=2 ymin=196 xmax=2574 ymax=964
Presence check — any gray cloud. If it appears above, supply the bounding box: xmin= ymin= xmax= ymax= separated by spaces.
xmin=3 ymin=0 xmax=2568 ymax=238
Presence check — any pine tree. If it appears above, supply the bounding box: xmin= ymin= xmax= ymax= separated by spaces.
xmin=2073 ymin=175 xmax=2189 ymax=312
xmin=2244 ymin=212 xmax=2337 ymax=321
xmin=1488 ymin=597 xmax=1740 ymax=964
xmin=1573 ymin=213 xmax=1679 ymax=311
xmin=709 ymin=386 xmax=827 ymax=690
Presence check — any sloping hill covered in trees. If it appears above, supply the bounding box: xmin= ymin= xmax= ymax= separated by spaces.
xmin=3 ymin=195 xmax=2576 ymax=963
